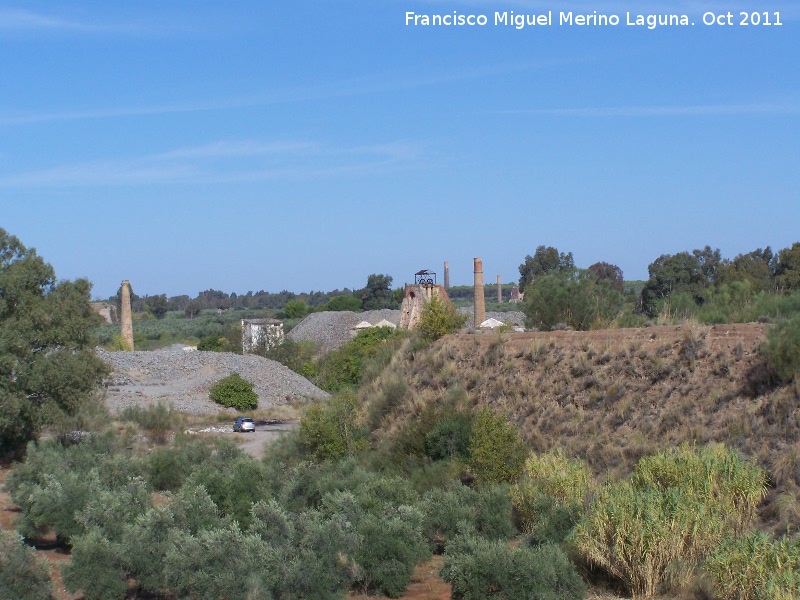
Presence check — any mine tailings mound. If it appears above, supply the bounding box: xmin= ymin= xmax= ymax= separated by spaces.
xmin=372 ymin=323 xmax=800 ymax=529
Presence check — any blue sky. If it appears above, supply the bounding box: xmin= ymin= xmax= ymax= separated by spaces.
xmin=1 ymin=1 xmax=798 ymax=300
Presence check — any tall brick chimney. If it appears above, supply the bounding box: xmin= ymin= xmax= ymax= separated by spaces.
xmin=474 ymin=258 xmax=485 ymax=328
xmin=120 ymin=280 xmax=134 ymax=351
xmin=497 ymin=275 xmax=502 ymax=303
xmin=444 ymin=261 xmax=450 ymax=289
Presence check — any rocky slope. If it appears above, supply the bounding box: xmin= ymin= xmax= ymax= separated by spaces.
xmin=99 ymin=345 xmax=328 ymax=415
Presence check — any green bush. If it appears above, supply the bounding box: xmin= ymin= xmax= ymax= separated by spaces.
xmin=440 ymin=535 xmax=585 ymax=600
xmin=299 ymin=394 xmax=369 ymax=461
xmin=197 ymin=334 xmax=234 ymax=352
xmin=62 ymin=529 xmax=127 ymax=600
xmin=418 ymin=294 xmax=467 ymax=341
xmin=146 ymin=435 xmax=213 ymax=491
xmin=705 ymin=532 xmax=800 ymax=600
xmin=162 ymin=524 xmax=276 ymax=600
xmin=763 ymin=315 xmax=800 ymax=384
xmin=7 ymin=436 xmax=147 ymax=545
xmin=355 ymin=506 xmax=429 ymax=597
xmin=425 ymin=414 xmax=473 ymax=461
xmin=0 ymin=530 xmax=53 ymax=600
xmin=208 ymin=372 xmax=258 ymax=410
xmin=468 ymin=407 xmax=528 ymax=484
xmin=316 ymin=327 xmax=402 ymax=392
xmin=184 ymin=455 xmax=271 ymax=530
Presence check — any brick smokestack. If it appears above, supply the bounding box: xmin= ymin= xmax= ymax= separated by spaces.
xmin=120 ymin=280 xmax=134 ymax=351
xmin=444 ymin=261 xmax=450 ymax=288
xmin=497 ymin=275 xmax=502 ymax=303
xmin=473 ymin=258 xmax=485 ymax=328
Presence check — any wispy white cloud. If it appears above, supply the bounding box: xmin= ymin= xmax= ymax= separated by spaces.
xmin=0 ymin=7 xmax=194 ymax=35
xmin=0 ymin=9 xmax=75 ymax=30
xmin=0 ymin=139 xmax=424 ymax=188
xmin=499 ymin=102 xmax=800 ymax=117
xmin=0 ymin=60 xmax=569 ymax=128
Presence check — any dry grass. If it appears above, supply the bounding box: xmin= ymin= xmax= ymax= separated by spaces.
xmin=369 ymin=323 xmax=800 ymax=531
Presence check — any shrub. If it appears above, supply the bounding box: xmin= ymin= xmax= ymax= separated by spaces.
xmin=705 ymin=532 xmax=800 ymax=600
xmin=146 ymin=435 xmax=213 ymax=491
xmin=422 ymin=481 xmax=514 ymax=551
xmin=299 ymin=394 xmax=369 ymax=461
xmin=0 ymin=530 xmax=53 ymax=600
xmin=197 ymin=334 xmax=233 ymax=352
xmin=119 ymin=402 xmax=176 ymax=442
xmin=440 ymin=535 xmax=585 ymax=600
xmin=162 ymin=524 xmax=275 ymax=600
xmin=763 ymin=315 xmax=800 ymax=383
xmin=367 ymin=373 xmax=409 ymax=429
xmin=208 ymin=372 xmax=258 ymax=410
xmin=355 ymin=506 xmax=429 ymax=597
xmin=316 ymin=326 xmax=402 ymax=392
xmin=7 ymin=436 xmax=146 ymax=545
xmin=418 ymin=295 xmax=468 ymax=341
xmin=425 ymin=413 xmax=473 ymax=461
xmin=468 ymin=407 xmax=527 ymax=484
xmin=184 ymin=455 xmax=271 ymax=530
xmin=62 ymin=529 xmax=127 ymax=600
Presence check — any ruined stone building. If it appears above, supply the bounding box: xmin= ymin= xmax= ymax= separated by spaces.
xmin=242 ymin=318 xmax=284 ymax=353
xmin=399 ymin=269 xmax=454 ymax=329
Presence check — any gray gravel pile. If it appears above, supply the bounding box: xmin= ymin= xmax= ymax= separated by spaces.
xmin=98 ymin=345 xmax=329 ymax=415
xmin=457 ymin=308 xmax=526 ymax=329
xmin=287 ymin=310 xmax=401 ymax=353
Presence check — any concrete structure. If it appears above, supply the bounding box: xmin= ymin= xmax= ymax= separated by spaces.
xmin=91 ymin=301 xmax=117 ymax=324
xmin=497 ymin=275 xmax=502 ymax=303
xmin=399 ymin=281 xmax=453 ymax=330
xmin=509 ymin=285 xmax=524 ymax=304
xmin=242 ymin=318 xmax=284 ymax=353
xmin=474 ymin=258 xmax=486 ymax=329
xmin=444 ymin=261 xmax=450 ymax=289
xmin=120 ymin=280 xmax=134 ymax=351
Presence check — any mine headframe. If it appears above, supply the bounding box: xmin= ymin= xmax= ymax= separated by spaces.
xmin=414 ymin=269 xmax=436 ymax=285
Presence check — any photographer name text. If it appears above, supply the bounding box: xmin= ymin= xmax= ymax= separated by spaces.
xmin=404 ymin=10 xmax=784 ymax=30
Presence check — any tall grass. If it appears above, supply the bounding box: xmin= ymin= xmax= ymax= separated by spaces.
xmin=573 ymin=444 xmax=767 ymax=598
xmin=705 ymin=532 xmax=800 ymax=600
xmin=511 ymin=450 xmax=592 ymax=534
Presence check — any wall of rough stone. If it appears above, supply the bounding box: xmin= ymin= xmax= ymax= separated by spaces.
xmin=399 ymin=283 xmax=452 ymax=329
xmin=242 ymin=319 xmax=284 ymax=353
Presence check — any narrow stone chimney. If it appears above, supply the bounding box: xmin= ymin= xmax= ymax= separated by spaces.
xmin=120 ymin=280 xmax=134 ymax=351
xmin=444 ymin=261 xmax=450 ymax=289
xmin=473 ymin=258 xmax=485 ymax=328
xmin=497 ymin=275 xmax=502 ymax=303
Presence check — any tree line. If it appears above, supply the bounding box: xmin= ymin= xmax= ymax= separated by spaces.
xmin=519 ymin=243 xmax=800 ymax=331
